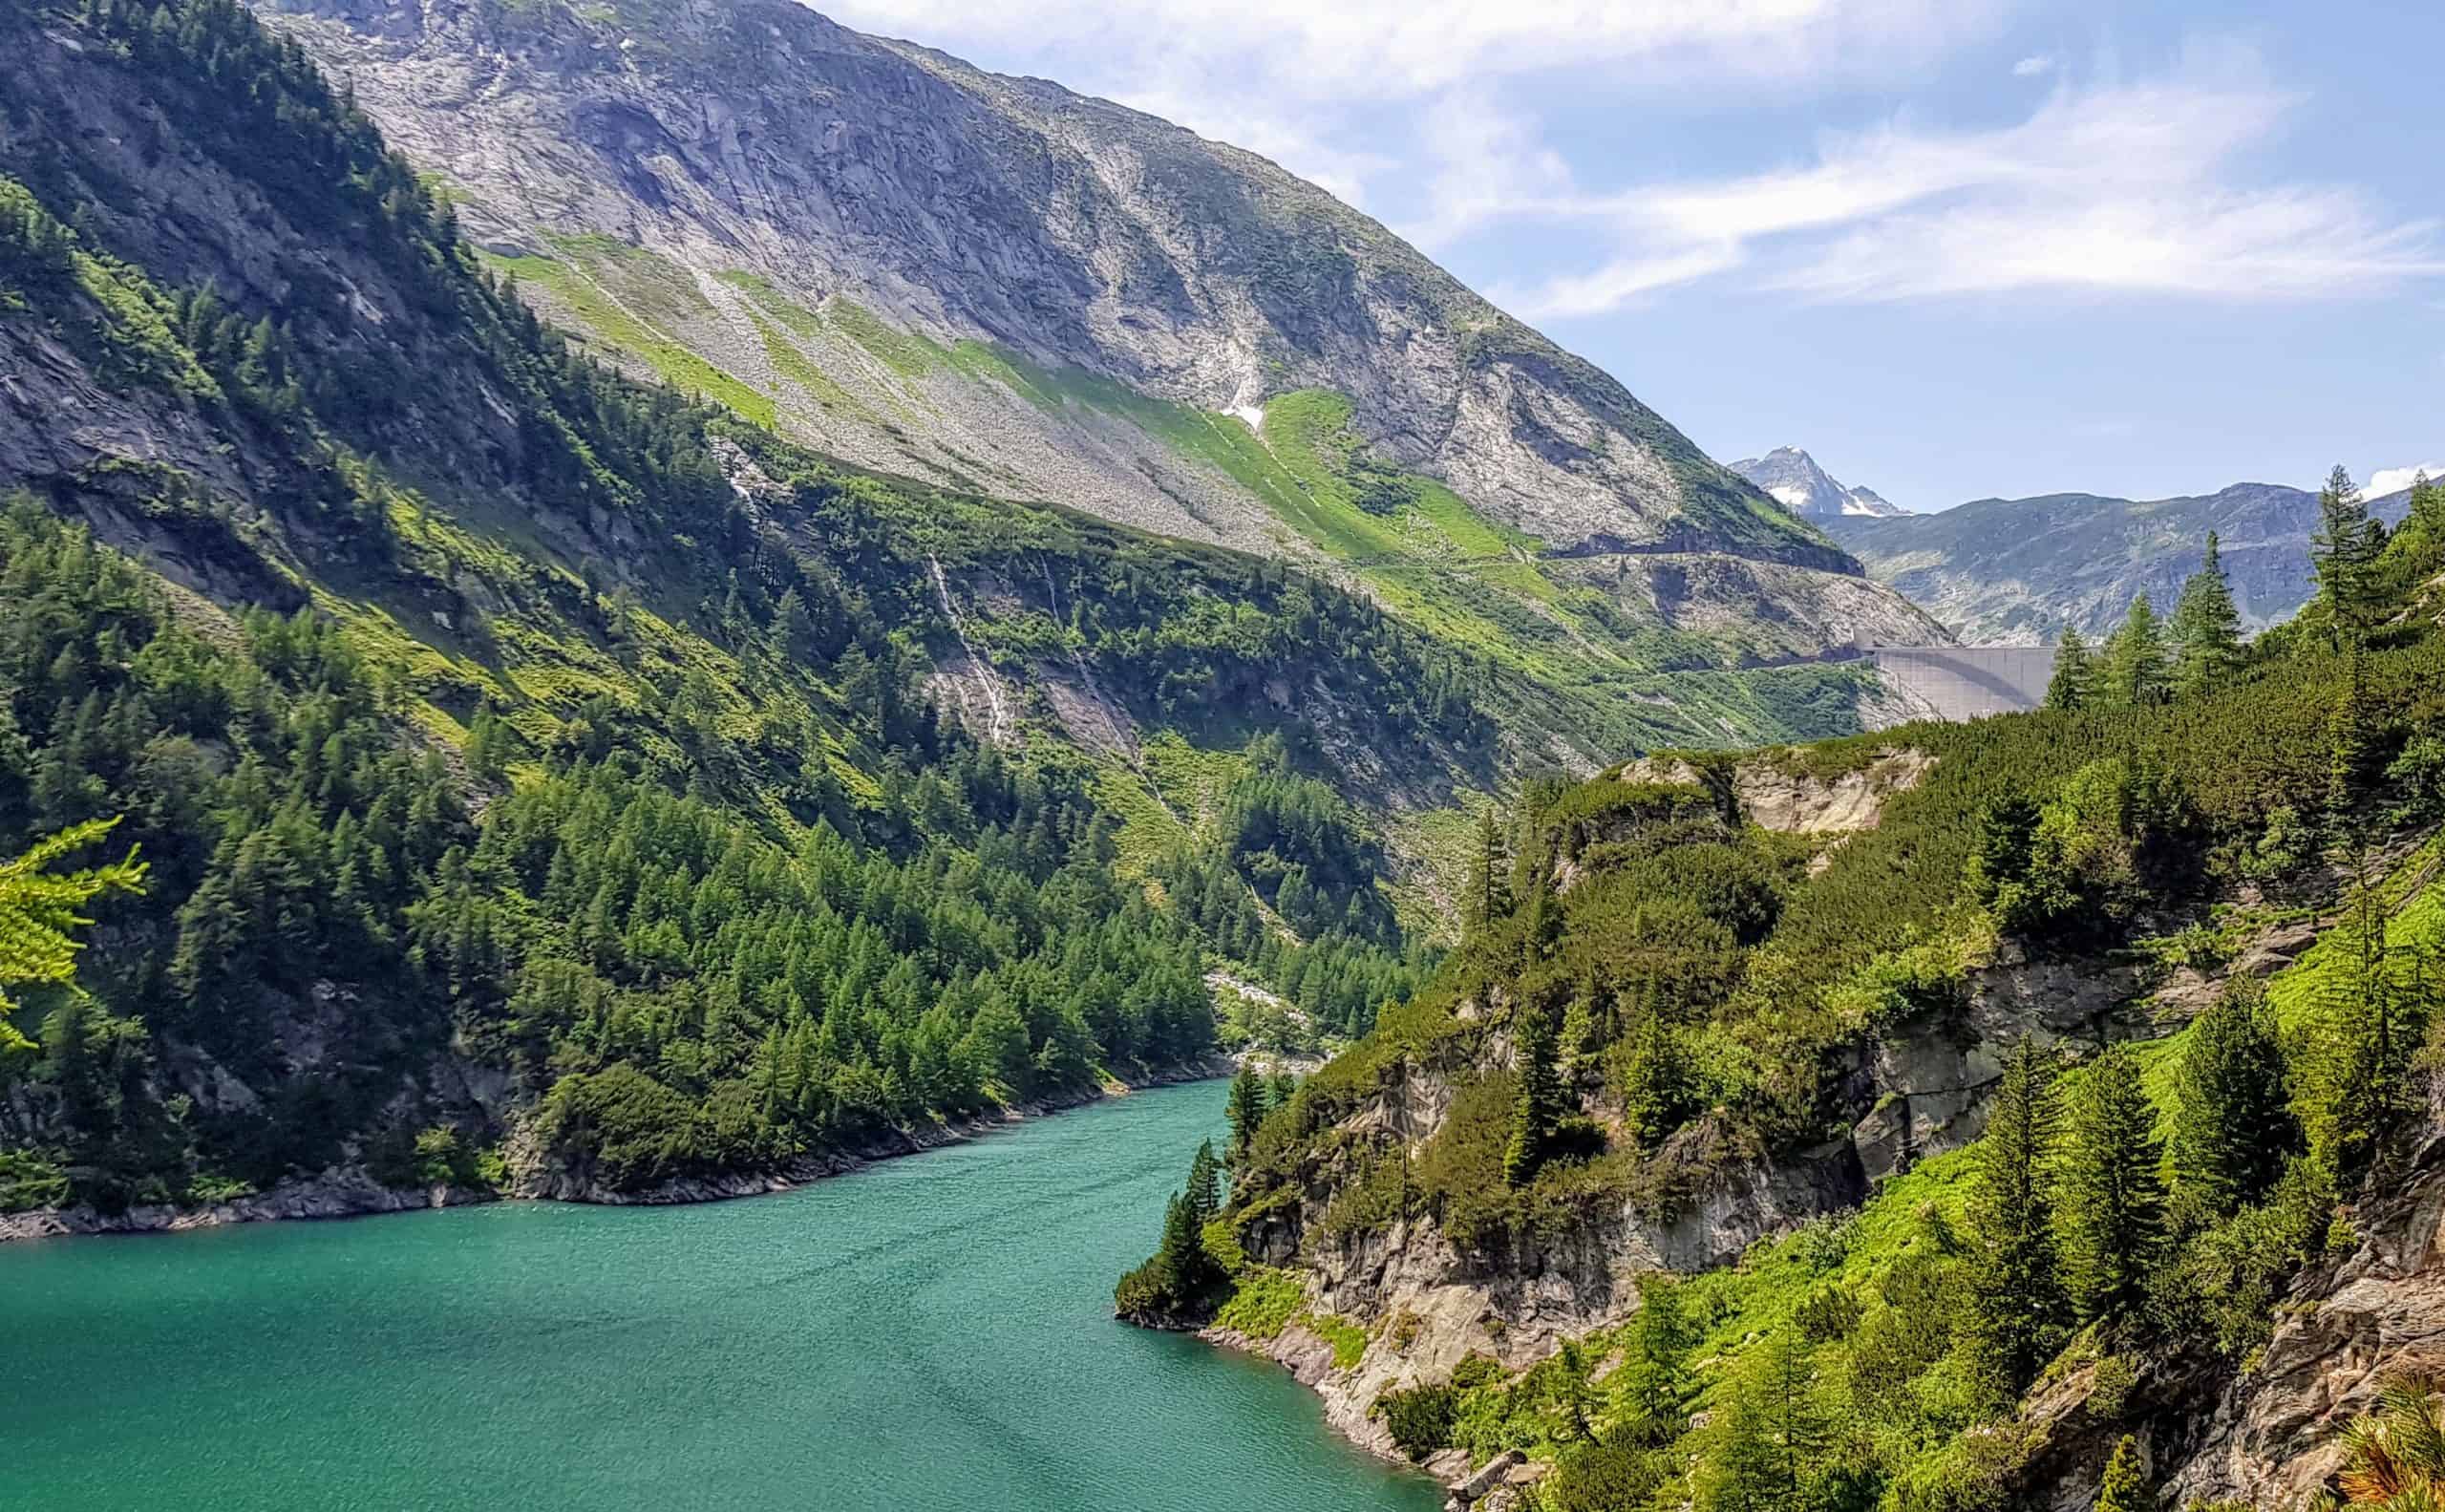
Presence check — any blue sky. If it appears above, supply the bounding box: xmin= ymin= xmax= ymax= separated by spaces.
xmin=819 ymin=0 xmax=2443 ymax=510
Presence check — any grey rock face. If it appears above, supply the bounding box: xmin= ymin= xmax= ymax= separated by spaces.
xmin=256 ymin=0 xmax=1877 ymax=589
xmin=1731 ymin=445 xmax=1911 ymax=520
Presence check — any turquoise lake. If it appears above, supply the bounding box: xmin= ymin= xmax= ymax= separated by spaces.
xmin=0 ymin=1079 xmax=1440 ymax=1510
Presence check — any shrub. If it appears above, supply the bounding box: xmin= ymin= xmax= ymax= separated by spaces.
xmin=1371 ymin=1382 xmax=1458 ymax=1461
xmin=0 ymin=1148 xmax=69 ymax=1211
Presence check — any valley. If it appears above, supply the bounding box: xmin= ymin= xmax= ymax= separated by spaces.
xmin=1 ymin=2 xmax=2440 ymax=1511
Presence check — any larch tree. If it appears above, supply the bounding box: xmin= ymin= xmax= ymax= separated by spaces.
xmin=1614 ymin=1273 xmax=1694 ymax=1448
xmin=2171 ymin=532 xmax=2243 ymax=698
xmin=2094 ymin=1435 xmax=2148 ymax=1512
xmin=2312 ymin=464 xmax=2386 ymax=649
xmin=2103 ymin=594 xmax=2170 ymax=707
xmin=2046 ymin=626 xmax=2096 ymax=711
xmin=0 ymin=818 xmax=146 ymax=1051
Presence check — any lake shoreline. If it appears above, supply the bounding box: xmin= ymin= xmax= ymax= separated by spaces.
xmin=0 ymin=1054 xmax=1232 ymax=1246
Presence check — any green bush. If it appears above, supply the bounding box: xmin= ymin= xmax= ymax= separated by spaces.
xmin=1371 ymin=1382 xmax=1458 ymax=1462
xmin=0 ymin=1148 xmax=69 ymax=1211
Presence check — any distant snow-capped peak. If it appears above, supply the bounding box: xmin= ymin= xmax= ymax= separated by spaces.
xmin=1731 ymin=445 xmax=1910 ymax=520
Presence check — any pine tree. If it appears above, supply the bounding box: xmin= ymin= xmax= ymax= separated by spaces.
xmin=2095 ymin=1435 xmax=2148 ymax=1512
xmin=1965 ymin=1037 xmax=2067 ymax=1403
xmin=2328 ymin=641 xmax=2377 ymax=874
xmin=1464 ymin=805 xmax=1512 ymax=937
xmin=1618 ymin=1002 xmax=1686 ymax=1152
xmin=1615 ymin=1273 xmax=1694 ymax=1448
xmin=2045 ymin=626 xmax=2096 ymax=712
xmin=1701 ymin=1328 xmax=1827 ymax=1512
xmin=1185 ymin=1139 xmax=1223 ymax=1228
xmin=2170 ymin=532 xmax=2243 ymax=698
xmin=1224 ymin=1062 xmax=1267 ymax=1165
xmin=2168 ymin=979 xmax=2291 ymax=1225
xmin=2103 ymin=595 xmax=2169 ymax=707
xmin=2312 ymin=464 xmax=2385 ymax=649
xmin=1504 ymin=1003 xmax=1564 ymax=1187
xmin=773 ymin=586 xmax=814 ymax=660
xmin=1155 ymin=1190 xmax=1212 ymax=1296
xmin=2057 ymin=1043 xmax=2167 ymax=1323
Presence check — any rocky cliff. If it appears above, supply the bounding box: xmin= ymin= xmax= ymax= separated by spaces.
xmin=254 ymin=0 xmax=1945 ymax=685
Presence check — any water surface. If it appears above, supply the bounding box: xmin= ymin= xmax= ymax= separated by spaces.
xmin=0 ymin=1081 xmax=1437 ymax=1511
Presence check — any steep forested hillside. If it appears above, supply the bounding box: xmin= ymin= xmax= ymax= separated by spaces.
xmin=1120 ymin=470 xmax=2445 ymax=1510
xmin=0 ymin=0 xmax=1535 ymax=1217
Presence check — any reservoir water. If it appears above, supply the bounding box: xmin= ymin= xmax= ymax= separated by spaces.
xmin=0 ymin=1080 xmax=1439 ymax=1511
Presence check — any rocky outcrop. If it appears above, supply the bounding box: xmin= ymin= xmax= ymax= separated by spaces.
xmin=2161 ymin=1133 xmax=2445 ymax=1511
xmin=1221 ymin=1133 xmax=1863 ymax=1466
xmin=0 ymin=1168 xmax=491 ymax=1243
xmin=1623 ymin=748 xmax=1935 ymax=836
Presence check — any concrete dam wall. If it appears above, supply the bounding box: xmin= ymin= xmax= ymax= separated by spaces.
xmin=1867 ymin=644 xmax=2057 ymax=721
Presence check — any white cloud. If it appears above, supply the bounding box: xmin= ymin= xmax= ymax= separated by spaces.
xmin=1501 ymin=42 xmax=2445 ymax=315
xmin=822 ymin=0 xmax=2014 ymax=209
xmin=827 ymin=0 xmax=2007 ymax=102
xmin=812 ymin=5 xmax=2438 ymax=321
xmin=2367 ymin=464 xmax=2443 ymax=497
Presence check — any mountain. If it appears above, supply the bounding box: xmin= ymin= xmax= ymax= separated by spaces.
xmin=252 ymin=0 xmax=1944 ymax=703
xmin=0 ymin=0 xmax=1499 ymax=1214
xmin=1730 ymin=445 xmax=1911 ymax=520
xmin=1827 ymin=480 xmax=2418 ymax=645
xmin=0 ymin=0 xmax=1940 ymax=1226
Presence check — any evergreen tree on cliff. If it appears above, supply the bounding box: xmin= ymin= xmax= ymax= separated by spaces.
xmin=2094 ymin=1435 xmax=2148 ymax=1512
xmin=1965 ymin=1038 xmax=2066 ymax=1402
xmin=1504 ymin=1003 xmax=1564 ymax=1186
xmin=1465 ymin=805 xmax=1512 ymax=938
xmin=1224 ymin=1063 xmax=1267 ymax=1165
xmin=2168 ymin=979 xmax=2292 ymax=1225
xmin=1186 ymin=1139 xmax=1222 ymax=1227
xmin=2312 ymin=464 xmax=2385 ymax=650
xmin=2171 ymin=532 xmax=2243 ymax=698
xmin=2058 ymin=1043 xmax=2167 ymax=1323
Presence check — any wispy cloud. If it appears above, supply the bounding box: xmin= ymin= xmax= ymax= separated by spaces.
xmin=821 ymin=0 xmax=2014 ymax=208
xmin=1498 ymin=42 xmax=2445 ymax=315
xmin=814 ymin=5 xmax=2437 ymax=319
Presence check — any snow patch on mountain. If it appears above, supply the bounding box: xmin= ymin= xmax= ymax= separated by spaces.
xmin=1731 ymin=446 xmax=1910 ymax=521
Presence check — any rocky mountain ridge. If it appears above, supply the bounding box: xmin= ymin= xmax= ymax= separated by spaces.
xmin=1730 ymin=445 xmax=1911 ymax=521
xmin=252 ymin=0 xmax=1946 ymax=690
xmin=1828 ymin=479 xmax=2417 ymax=645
